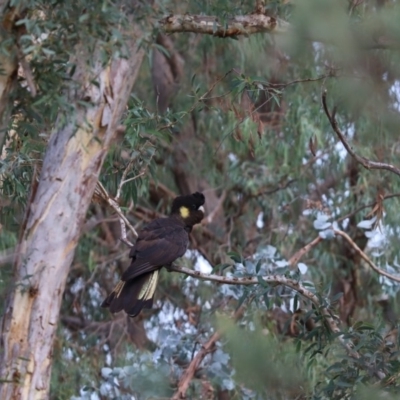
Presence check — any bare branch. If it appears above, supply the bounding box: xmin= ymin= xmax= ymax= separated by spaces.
xmin=337 ymin=192 xmax=400 ymax=223
xmin=268 ymin=75 xmax=330 ymax=88
xmin=119 ymin=172 xmax=145 ymax=190
xmin=334 ymin=229 xmax=400 ymax=283
xmin=115 ymin=159 xmax=136 ymax=201
xmin=172 ymin=331 xmax=220 ymax=399
xmin=95 ymin=181 xmax=137 ymax=243
xmin=159 ymin=13 xmax=289 ymax=37
xmin=322 ymin=90 xmax=400 ymax=178
xmin=115 ymin=168 xmax=145 ymax=202
xmin=160 ymin=11 xmax=397 ymax=50
xmin=288 ymin=236 xmax=323 ymax=268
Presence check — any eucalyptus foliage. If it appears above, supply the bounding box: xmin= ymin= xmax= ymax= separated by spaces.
xmin=2 ymin=0 xmax=400 ymax=399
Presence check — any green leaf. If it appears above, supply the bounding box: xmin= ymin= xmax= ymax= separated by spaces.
xmin=227 ymin=251 xmax=242 ymax=263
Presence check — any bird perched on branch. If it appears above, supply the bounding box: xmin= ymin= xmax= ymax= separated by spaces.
xmin=102 ymin=192 xmax=205 ymax=317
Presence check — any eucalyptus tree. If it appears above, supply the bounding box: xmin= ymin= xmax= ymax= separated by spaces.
xmin=2 ymin=1 xmax=400 ymax=399
xmin=0 ymin=1 xmax=145 ymax=398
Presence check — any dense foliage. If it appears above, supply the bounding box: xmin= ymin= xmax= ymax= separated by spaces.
xmin=2 ymin=0 xmax=400 ymax=399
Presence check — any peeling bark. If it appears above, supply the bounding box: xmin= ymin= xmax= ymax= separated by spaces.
xmin=0 ymin=28 xmax=144 ymax=399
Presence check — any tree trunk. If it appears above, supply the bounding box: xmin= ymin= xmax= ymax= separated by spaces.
xmin=0 ymin=30 xmax=144 ymax=399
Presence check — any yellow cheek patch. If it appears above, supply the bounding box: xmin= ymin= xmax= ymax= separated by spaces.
xmin=180 ymin=206 xmax=190 ymax=218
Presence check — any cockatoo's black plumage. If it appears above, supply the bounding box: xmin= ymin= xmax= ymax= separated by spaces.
xmin=101 ymin=192 xmax=205 ymax=317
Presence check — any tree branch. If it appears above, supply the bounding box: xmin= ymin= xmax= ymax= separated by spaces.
xmin=288 ymin=236 xmax=323 ymax=268
xmin=159 ymin=13 xmax=289 ymax=37
xmin=172 ymin=331 xmax=221 ymax=399
xmin=333 ymin=229 xmax=400 ymax=283
xmin=168 ymin=264 xmax=360 ymax=361
xmin=169 ymin=266 xmax=338 ymax=329
xmin=337 ymin=192 xmax=400 ymax=223
xmin=159 ymin=9 xmax=398 ymax=49
xmin=322 ymin=90 xmax=400 ymax=178
xmin=95 ymin=181 xmax=138 ymax=244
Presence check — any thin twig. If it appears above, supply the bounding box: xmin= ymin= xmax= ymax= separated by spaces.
xmin=267 ymin=75 xmax=329 ymax=88
xmin=95 ymin=181 xmax=138 ymax=242
xmin=252 ymin=178 xmax=297 ymax=197
xmin=333 ymin=229 xmax=400 ymax=283
xmin=115 ymin=159 xmax=136 ymax=201
xmin=322 ymin=90 xmax=400 ymax=178
xmin=119 ymin=171 xmax=145 ymax=190
xmin=115 ymin=164 xmax=145 ymax=202
xmin=337 ymin=192 xmax=400 ymax=223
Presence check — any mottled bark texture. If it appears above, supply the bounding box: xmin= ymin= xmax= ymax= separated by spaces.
xmin=0 ymin=30 xmax=144 ymax=400
xmin=159 ymin=13 xmax=289 ymax=37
